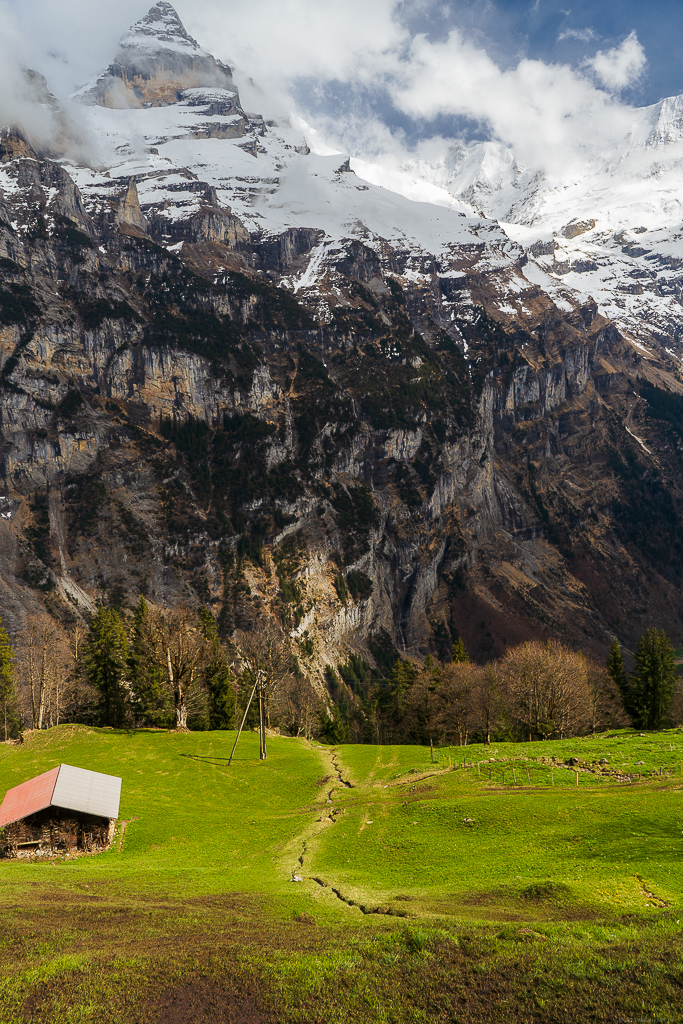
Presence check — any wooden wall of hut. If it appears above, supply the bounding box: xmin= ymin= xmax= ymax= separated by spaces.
xmin=0 ymin=809 xmax=114 ymax=858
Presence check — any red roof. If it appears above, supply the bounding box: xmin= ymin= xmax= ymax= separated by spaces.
xmin=0 ymin=766 xmax=60 ymax=829
xmin=0 ymin=765 xmax=121 ymax=828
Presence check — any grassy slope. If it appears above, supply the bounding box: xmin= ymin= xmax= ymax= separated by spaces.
xmin=0 ymin=726 xmax=681 ymax=1023
xmin=0 ymin=726 xmax=325 ymax=902
xmin=311 ymin=733 xmax=683 ymax=919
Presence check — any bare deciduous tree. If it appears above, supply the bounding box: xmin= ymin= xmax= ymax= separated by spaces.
xmin=671 ymin=678 xmax=683 ymax=727
xmin=142 ymin=609 xmax=211 ymax=730
xmin=67 ymin=621 xmax=88 ymax=670
xmin=501 ymin=640 xmax=590 ymax=740
xmin=585 ymin=661 xmax=630 ymax=733
xmin=233 ymin=623 xmax=295 ymax=759
xmin=437 ymin=662 xmax=474 ymax=746
xmin=16 ymin=615 xmax=69 ymax=730
xmin=275 ymin=673 xmax=321 ymax=739
xmin=63 ymin=621 xmax=94 ymax=722
xmin=470 ymin=662 xmax=507 ymax=745
xmin=403 ymin=657 xmax=441 ymax=750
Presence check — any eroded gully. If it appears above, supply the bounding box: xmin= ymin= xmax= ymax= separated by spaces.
xmin=292 ymin=747 xmax=408 ymax=917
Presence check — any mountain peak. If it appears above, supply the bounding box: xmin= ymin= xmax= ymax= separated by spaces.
xmin=75 ymin=2 xmax=236 ymax=109
xmin=120 ymin=2 xmax=207 ymax=58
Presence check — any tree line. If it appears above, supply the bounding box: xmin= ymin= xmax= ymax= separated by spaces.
xmin=0 ymin=599 xmax=679 ymax=744
xmin=322 ymin=629 xmax=682 ymax=745
xmin=0 ymin=599 xmax=322 ymax=740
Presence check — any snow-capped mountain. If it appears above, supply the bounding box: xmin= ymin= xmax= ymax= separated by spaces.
xmin=2 ymin=2 xmax=683 ymax=664
xmin=75 ymin=1 xmax=236 ymax=108
xmin=55 ymin=1 xmax=530 ymax=340
xmin=370 ymin=94 xmax=683 ymax=364
xmin=61 ymin=1 xmax=683 ymax=370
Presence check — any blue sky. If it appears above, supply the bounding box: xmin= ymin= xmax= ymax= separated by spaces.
xmin=277 ymin=0 xmax=679 ymax=154
xmin=420 ymin=0 xmax=683 ymax=106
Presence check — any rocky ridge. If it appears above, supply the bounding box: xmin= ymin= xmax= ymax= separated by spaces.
xmin=1 ymin=3 xmax=683 ymax=681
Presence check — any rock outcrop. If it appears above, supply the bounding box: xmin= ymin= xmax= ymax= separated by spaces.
xmin=76 ymin=1 xmax=239 ymax=109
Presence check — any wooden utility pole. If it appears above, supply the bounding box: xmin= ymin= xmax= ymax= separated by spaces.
xmin=258 ymin=672 xmax=267 ymax=761
xmin=229 ymin=670 xmax=268 ymax=764
xmin=228 ymin=680 xmax=258 ymax=766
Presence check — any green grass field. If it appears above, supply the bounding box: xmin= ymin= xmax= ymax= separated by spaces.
xmin=0 ymin=726 xmax=681 ymax=1022
xmin=0 ymin=725 xmax=325 ymax=903
xmin=309 ymin=734 xmax=683 ymax=919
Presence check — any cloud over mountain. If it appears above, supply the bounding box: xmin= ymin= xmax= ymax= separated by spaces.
xmin=584 ymin=31 xmax=647 ymax=92
xmin=0 ymin=0 xmax=654 ymax=179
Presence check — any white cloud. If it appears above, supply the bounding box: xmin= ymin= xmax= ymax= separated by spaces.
xmin=183 ymin=0 xmax=407 ymax=103
xmin=583 ymin=30 xmax=646 ymax=92
xmin=0 ymin=3 xmax=56 ymax=146
xmin=4 ymin=0 xmax=146 ymax=97
xmin=389 ymin=29 xmax=637 ymax=177
xmin=192 ymin=5 xmax=645 ymax=179
xmin=0 ymin=0 xmax=651 ymax=184
xmin=558 ymin=28 xmax=598 ymax=43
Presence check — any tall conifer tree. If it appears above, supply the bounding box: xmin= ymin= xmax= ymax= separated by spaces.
xmin=629 ymin=628 xmax=675 ymax=730
xmin=606 ymin=638 xmax=629 ymax=703
xmin=128 ymin=597 xmax=169 ymax=726
xmin=83 ymin=608 xmax=130 ymax=727
xmin=0 ymin=617 xmax=18 ymax=740
xmin=199 ymin=606 xmax=235 ymax=730
xmin=452 ymin=637 xmax=470 ymax=664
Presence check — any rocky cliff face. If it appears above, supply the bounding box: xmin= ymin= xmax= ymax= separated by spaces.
xmin=1 ymin=3 xmax=682 ymax=679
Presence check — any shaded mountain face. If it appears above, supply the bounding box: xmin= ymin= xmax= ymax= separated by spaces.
xmin=1 ymin=3 xmax=683 ymax=676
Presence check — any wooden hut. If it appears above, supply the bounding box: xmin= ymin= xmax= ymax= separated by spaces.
xmin=0 ymin=764 xmax=121 ymax=858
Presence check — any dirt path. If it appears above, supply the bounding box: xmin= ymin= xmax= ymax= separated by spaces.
xmin=117 ymin=818 xmax=138 ymax=852
xmin=298 ymin=747 xmax=409 ymax=915
xmin=277 ymin=745 xmax=376 ymax=913
xmin=277 ymin=745 xmax=342 ymax=883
